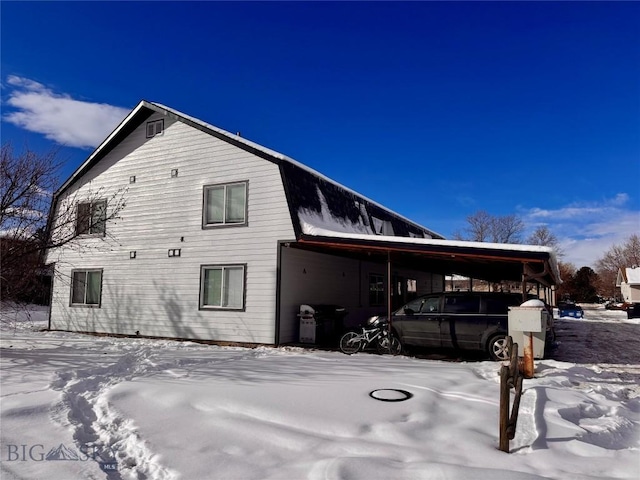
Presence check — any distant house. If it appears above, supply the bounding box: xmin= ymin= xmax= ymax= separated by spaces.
xmin=616 ymin=267 xmax=640 ymax=304
xmin=45 ymin=101 xmax=560 ymax=346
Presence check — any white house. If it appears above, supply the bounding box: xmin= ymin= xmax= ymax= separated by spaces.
xmin=45 ymin=101 xmax=449 ymax=345
xmin=46 ymin=101 xmax=560 ymax=346
xmin=616 ymin=267 xmax=640 ymax=304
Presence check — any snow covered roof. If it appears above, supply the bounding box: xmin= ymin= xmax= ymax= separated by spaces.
xmin=55 ymin=100 xmax=442 ymax=241
xmin=152 ymin=102 xmax=442 ymax=240
xmin=296 ymin=227 xmax=561 ymax=286
xmin=617 ymin=267 xmax=640 ymax=286
xmin=53 ymin=100 xmax=560 ymax=286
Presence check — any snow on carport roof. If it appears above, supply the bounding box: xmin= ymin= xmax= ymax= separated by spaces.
xmin=297 ymin=222 xmax=561 ymax=286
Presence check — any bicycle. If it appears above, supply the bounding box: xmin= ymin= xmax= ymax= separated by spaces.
xmin=339 ymin=317 xmax=402 ymax=355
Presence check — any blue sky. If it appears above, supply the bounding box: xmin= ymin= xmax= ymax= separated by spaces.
xmin=2 ymin=1 xmax=639 ymax=268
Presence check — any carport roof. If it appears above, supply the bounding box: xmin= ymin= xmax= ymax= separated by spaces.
xmin=295 ymin=227 xmax=561 ymax=287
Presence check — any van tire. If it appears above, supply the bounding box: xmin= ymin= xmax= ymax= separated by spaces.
xmin=487 ymin=334 xmax=509 ymax=361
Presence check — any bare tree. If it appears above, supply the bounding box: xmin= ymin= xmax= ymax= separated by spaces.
xmin=466 ymin=210 xmax=493 ymax=242
xmin=527 ymin=225 xmax=563 ymax=257
xmin=454 ymin=210 xmax=525 ymax=244
xmin=1 ymin=142 xmax=126 ymax=304
xmin=492 ymin=214 xmax=524 ymax=243
xmin=1 ymin=143 xmax=59 ymax=304
xmin=1 ymin=143 xmax=59 ymax=241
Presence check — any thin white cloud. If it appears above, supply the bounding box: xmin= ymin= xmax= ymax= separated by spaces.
xmin=3 ymin=75 xmax=129 ymax=149
xmin=522 ymin=196 xmax=639 ymax=268
xmin=528 ymin=194 xmax=630 ymax=221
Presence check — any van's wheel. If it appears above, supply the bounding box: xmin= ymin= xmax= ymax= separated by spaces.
xmin=488 ymin=334 xmax=509 ymax=361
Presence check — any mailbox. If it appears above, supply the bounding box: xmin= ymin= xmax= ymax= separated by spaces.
xmin=508 ymin=299 xmax=550 ymax=359
xmin=508 ymin=308 xmax=545 ymax=332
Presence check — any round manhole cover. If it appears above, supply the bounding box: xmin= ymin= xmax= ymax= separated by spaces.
xmin=369 ymin=389 xmax=413 ymax=402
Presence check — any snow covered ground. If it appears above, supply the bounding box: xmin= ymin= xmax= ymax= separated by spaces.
xmin=1 ymin=304 xmax=638 ymax=480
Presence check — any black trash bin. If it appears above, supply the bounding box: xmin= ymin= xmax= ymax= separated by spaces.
xmin=298 ymin=304 xmax=347 ymax=345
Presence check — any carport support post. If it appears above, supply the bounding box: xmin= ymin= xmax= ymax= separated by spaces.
xmin=387 ymin=251 xmax=392 ymax=334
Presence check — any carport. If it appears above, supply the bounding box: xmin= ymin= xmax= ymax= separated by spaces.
xmin=277 ymin=230 xmax=560 ymax=345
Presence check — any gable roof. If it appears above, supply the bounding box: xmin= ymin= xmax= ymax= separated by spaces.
xmin=617 ymin=267 xmax=640 ymax=286
xmin=55 ymin=100 xmax=443 ymax=241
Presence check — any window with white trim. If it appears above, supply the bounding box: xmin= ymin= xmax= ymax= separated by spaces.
xmin=146 ymin=119 xmax=164 ymax=138
xmin=76 ymin=200 xmax=107 ymax=236
xmin=70 ymin=269 xmax=103 ymax=307
xmin=200 ymin=265 xmax=245 ymax=309
xmin=203 ymin=182 xmax=247 ymax=227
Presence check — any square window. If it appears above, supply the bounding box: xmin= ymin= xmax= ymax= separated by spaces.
xmin=200 ymin=265 xmax=245 ymax=310
xmin=76 ymin=200 xmax=107 ymax=236
xmin=203 ymin=182 xmax=247 ymax=227
xmin=70 ymin=269 xmax=103 ymax=307
xmin=146 ymin=119 xmax=164 ymax=138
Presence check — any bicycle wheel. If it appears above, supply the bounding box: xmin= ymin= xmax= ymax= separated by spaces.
xmin=340 ymin=331 xmax=363 ymax=354
xmin=376 ymin=334 xmax=402 ymax=356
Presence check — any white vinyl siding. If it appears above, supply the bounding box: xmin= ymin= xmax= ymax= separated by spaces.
xmin=47 ymin=114 xmax=295 ymax=344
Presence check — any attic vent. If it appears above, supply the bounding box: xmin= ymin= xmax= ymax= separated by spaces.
xmin=146 ymin=119 xmax=164 ymax=138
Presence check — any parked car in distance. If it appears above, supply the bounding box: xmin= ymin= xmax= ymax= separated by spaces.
xmin=604 ymin=301 xmax=631 ymax=311
xmin=372 ymin=292 xmax=554 ymax=361
xmin=557 ymin=300 xmax=584 ymax=318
